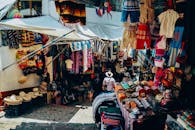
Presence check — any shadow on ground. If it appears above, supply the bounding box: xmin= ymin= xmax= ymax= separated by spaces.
xmin=10 ymin=122 xmax=98 ymax=130
xmin=21 ymin=104 xmax=79 ymax=122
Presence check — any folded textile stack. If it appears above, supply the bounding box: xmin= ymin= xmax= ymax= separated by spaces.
xmin=99 ymin=107 xmax=124 ymax=130
xmin=177 ymin=111 xmax=195 ymax=130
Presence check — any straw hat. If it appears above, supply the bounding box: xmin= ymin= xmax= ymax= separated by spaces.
xmin=34 ymin=91 xmax=43 ymax=97
xmin=28 ymin=92 xmax=37 ymax=99
xmin=19 ymin=91 xmax=31 ymax=102
xmin=32 ymin=88 xmax=39 ymax=92
xmin=4 ymin=94 xmax=22 ymax=105
xmin=105 ymin=71 xmax=113 ymax=77
xmin=23 ymin=94 xmax=32 ymax=102
xmin=18 ymin=76 xmax=27 ymax=84
xmin=19 ymin=91 xmax=26 ymax=97
xmin=32 ymin=88 xmax=43 ymax=97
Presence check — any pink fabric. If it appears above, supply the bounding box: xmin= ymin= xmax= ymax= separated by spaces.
xmin=87 ymin=48 xmax=93 ymax=68
xmin=154 ymin=59 xmax=164 ymax=68
xmin=75 ymin=51 xmax=80 ymax=74
xmin=101 ymin=113 xmax=120 ymax=126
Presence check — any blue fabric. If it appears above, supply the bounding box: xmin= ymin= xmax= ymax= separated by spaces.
xmin=170 ymin=27 xmax=184 ymax=49
xmin=121 ymin=10 xmax=140 ymax=23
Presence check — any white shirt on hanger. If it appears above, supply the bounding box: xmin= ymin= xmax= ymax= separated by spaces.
xmin=158 ymin=9 xmax=179 ymax=38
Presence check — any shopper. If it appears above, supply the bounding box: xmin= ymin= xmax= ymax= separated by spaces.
xmin=102 ymin=70 xmax=116 ymax=92
xmin=92 ymin=74 xmax=102 ymax=99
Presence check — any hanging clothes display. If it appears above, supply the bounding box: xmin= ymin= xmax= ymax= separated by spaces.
xmin=136 ymin=23 xmax=151 ymax=49
xmin=16 ymin=49 xmax=45 ymax=76
xmin=121 ymin=0 xmax=140 ymax=23
xmin=21 ymin=30 xmax=43 ymax=47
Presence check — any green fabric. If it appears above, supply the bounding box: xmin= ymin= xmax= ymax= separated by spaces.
xmin=99 ymin=106 xmax=121 ymax=114
xmin=121 ymin=82 xmax=130 ymax=89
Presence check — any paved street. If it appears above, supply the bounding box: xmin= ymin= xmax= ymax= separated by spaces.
xmin=0 ymin=103 xmax=97 ymax=130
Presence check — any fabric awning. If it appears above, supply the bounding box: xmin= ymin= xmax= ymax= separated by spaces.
xmin=64 ymin=22 xmax=123 ymax=41
xmin=0 ymin=16 xmax=92 ymax=41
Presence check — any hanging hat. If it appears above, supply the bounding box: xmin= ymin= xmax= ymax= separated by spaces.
xmin=105 ymin=71 xmax=113 ymax=77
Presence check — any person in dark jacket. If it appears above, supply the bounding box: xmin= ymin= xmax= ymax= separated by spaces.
xmin=92 ymin=73 xmax=103 ymax=99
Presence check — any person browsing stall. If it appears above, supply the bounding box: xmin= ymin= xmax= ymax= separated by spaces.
xmin=102 ymin=70 xmax=116 ymax=92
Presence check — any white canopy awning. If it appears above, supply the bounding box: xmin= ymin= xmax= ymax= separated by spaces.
xmin=65 ymin=22 xmax=123 ymax=41
xmin=85 ymin=23 xmax=123 ymax=41
xmin=0 ymin=16 xmax=92 ymax=41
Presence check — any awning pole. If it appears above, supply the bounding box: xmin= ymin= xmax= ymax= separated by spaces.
xmin=46 ymin=47 xmax=67 ymax=66
xmin=2 ymin=29 xmax=75 ymax=71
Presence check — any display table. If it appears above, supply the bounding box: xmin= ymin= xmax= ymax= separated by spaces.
xmin=114 ymin=85 xmax=166 ymax=130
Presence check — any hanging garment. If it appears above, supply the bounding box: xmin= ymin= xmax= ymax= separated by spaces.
xmin=155 ymin=36 xmax=167 ymax=56
xmin=71 ymin=52 xmax=76 ymax=73
xmin=121 ymin=24 xmax=137 ymax=53
xmin=71 ymin=42 xmax=82 ymax=51
xmin=75 ymin=51 xmax=80 ymax=74
xmin=21 ymin=30 xmax=42 ymax=47
xmin=136 ymin=23 xmax=151 ymax=49
xmin=170 ymin=26 xmax=184 ymax=49
xmin=121 ymin=0 xmax=140 ymax=23
xmin=83 ymin=43 xmax=88 ymax=72
xmin=4 ymin=30 xmax=21 ymax=49
xmin=168 ymin=48 xmax=179 ymax=67
xmin=87 ymin=48 xmax=93 ymax=68
xmin=158 ymin=9 xmax=179 ymax=38
xmin=139 ymin=0 xmax=154 ymax=23
xmin=150 ymin=20 xmax=160 ymax=42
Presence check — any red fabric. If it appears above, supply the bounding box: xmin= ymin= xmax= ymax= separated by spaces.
xmin=168 ymin=0 xmax=173 ymax=9
xmin=156 ymin=49 xmax=165 ymax=56
xmin=136 ymin=23 xmax=151 ymax=49
xmin=101 ymin=113 xmax=120 ymax=126
xmin=41 ymin=34 xmax=49 ymax=45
